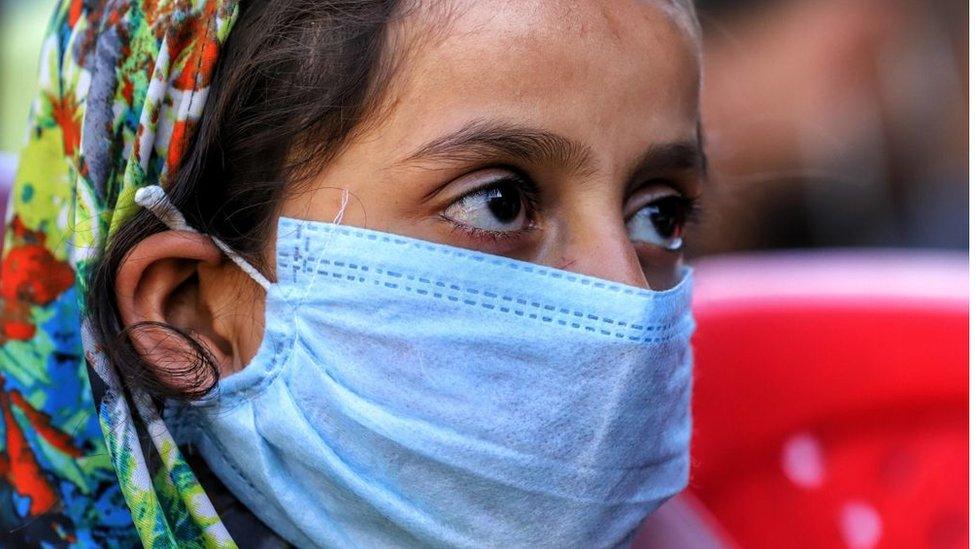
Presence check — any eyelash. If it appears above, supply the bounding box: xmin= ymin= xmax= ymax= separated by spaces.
xmin=686 ymin=196 xmax=703 ymax=224
xmin=440 ymin=170 xmax=543 ymax=244
xmin=444 ymin=222 xmax=538 ymax=245
xmin=683 ymin=194 xmax=704 ymax=225
xmin=633 ymin=193 xmax=703 ymax=223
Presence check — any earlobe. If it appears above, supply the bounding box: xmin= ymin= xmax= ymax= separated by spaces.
xmin=115 ymin=230 xmax=232 ymax=391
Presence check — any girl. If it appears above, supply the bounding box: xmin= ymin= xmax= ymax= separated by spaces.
xmin=0 ymin=0 xmax=703 ymax=546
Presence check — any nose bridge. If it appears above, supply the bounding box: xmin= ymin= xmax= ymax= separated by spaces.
xmin=550 ymin=205 xmax=649 ymax=289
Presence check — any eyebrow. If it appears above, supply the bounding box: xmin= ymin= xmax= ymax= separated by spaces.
xmin=626 ymin=138 xmax=707 ymax=183
xmin=398 ymin=119 xmax=594 ymax=173
xmin=396 ymin=118 xmax=706 ymax=181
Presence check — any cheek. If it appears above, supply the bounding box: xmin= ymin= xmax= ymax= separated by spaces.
xmin=634 ymin=243 xmax=684 ymax=291
xmin=233 ymin=295 xmax=266 ymax=375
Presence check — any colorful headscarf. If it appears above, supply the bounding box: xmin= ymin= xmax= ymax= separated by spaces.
xmin=0 ymin=1 xmax=240 ymax=546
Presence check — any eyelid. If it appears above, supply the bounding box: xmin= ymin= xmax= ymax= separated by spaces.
xmin=623 ymin=183 xmax=685 ymax=219
xmin=424 ymin=165 xmax=520 ymax=199
xmin=625 ymin=170 xmax=704 ymax=203
xmin=436 ymin=166 xmax=542 ymax=214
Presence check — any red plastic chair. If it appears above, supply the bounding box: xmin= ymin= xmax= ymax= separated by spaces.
xmin=636 ymin=251 xmax=968 ymax=548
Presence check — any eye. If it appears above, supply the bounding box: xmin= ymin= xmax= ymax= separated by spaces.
xmin=441 ymin=174 xmax=536 ymax=235
xmin=625 ymin=187 xmax=694 ymax=251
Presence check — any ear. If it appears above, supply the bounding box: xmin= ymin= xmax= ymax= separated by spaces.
xmin=115 ymin=230 xmax=232 ymax=391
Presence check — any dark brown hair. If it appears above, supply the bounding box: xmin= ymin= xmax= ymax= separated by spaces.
xmin=88 ymin=0 xmax=408 ymax=399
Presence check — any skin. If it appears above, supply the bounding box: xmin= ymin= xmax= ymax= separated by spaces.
xmin=115 ymin=0 xmax=704 ymax=383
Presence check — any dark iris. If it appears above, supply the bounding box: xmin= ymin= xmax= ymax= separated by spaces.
xmin=485 ymin=181 xmax=522 ymax=222
xmin=648 ymin=195 xmax=687 ymax=238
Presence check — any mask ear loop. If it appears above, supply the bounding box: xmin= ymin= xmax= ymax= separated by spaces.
xmin=134 ymin=185 xmax=272 ymax=292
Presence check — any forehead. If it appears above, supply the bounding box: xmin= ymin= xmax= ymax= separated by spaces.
xmin=377 ymin=0 xmax=701 ymax=157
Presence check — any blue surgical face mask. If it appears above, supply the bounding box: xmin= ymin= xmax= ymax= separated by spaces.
xmin=138 ymin=186 xmax=695 ymax=549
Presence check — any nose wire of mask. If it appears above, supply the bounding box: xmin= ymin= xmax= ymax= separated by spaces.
xmin=138 ymin=185 xmax=695 ymax=549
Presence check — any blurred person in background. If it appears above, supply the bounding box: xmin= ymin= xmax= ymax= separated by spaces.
xmin=689 ymin=0 xmax=967 ymax=255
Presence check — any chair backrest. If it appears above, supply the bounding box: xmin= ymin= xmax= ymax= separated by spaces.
xmin=684 ymin=251 xmax=967 ymax=548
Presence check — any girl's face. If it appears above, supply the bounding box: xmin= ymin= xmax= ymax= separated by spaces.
xmin=278 ymin=0 xmax=703 ymax=282
xmin=219 ymin=0 xmax=703 ymax=370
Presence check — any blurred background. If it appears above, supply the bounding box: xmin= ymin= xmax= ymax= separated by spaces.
xmin=0 ymin=0 xmax=968 ymax=548
xmin=689 ymin=0 xmax=967 ymax=255
xmin=0 ymin=0 xmax=52 ymax=163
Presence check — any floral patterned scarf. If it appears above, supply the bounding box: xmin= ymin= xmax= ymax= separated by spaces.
xmin=0 ymin=0 xmax=240 ymax=546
